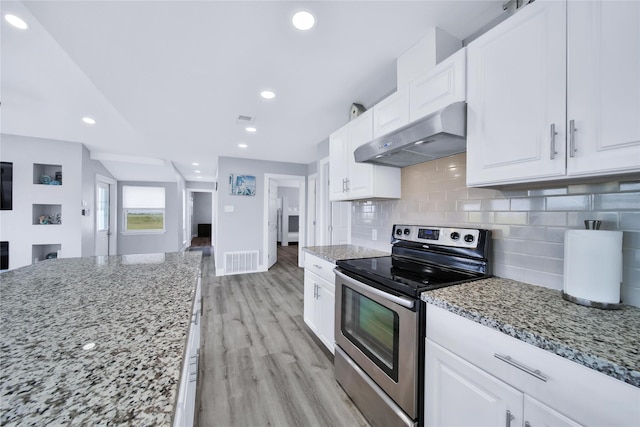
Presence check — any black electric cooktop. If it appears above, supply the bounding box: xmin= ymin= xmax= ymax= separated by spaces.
xmin=336 ymin=255 xmax=487 ymax=299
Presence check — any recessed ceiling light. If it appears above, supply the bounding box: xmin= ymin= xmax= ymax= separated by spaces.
xmin=238 ymin=143 xmax=248 ymax=149
xmin=245 ymin=127 xmax=256 ymax=133
xmin=260 ymin=90 xmax=276 ymax=100
xmin=5 ymin=14 xmax=28 ymax=30
xmin=292 ymin=11 xmax=315 ymax=31
xmin=194 ymin=170 xmax=201 ymax=173
xmin=82 ymin=117 xmax=96 ymax=125
xmin=192 ymin=162 xmax=199 ymax=166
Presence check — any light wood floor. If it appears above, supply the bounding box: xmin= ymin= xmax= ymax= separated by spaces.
xmin=195 ymin=244 xmax=369 ymax=427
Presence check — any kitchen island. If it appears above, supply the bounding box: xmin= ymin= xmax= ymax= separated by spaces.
xmin=0 ymin=252 xmax=202 ymax=426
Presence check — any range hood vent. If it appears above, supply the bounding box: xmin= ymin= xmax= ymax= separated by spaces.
xmin=354 ymin=102 xmax=467 ymax=168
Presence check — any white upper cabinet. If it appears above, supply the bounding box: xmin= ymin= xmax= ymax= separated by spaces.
xmin=467 ymin=0 xmax=640 ymax=187
xmin=329 ymin=110 xmax=401 ymax=201
xmin=466 ymin=0 xmax=567 ymax=186
xmin=566 ymin=0 xmax=640 ymax=176
xmin=410 ymin=48 xmax=466 ymax=122
xmin=373 ymin=90 xmax=409 ymax=139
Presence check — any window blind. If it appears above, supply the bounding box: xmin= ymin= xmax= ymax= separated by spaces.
xmin=122 ymin=186 xmax=165 ymax=209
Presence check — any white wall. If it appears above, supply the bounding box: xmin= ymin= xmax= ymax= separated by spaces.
xmin=0 ymin=134 xmax=83 ymax=269
xmin=215 ymin=156 xmax=307 ymax=273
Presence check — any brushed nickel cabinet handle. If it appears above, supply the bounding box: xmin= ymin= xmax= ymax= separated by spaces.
xmin=313 ymin=264 xmax=323 ymax=269
xmin=506 ymin=410 xmax=515 ymax=427
xmin=525 ymin=421 xmax=532 ymax=427
xmin=495 ymin=353 xmax=548 ymax=382
xmin=550 ymin=123 xmax=558 ymax=160
xmin=569 ymin=119 xmax=577 ymax=158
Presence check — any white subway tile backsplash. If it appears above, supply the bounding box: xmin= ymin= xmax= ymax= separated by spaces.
xmin=510 ymin=197 xmax=545 ymax=211
xmin=568 ymin=181 xmax=619 ymax=194
xmin=529 ymin=212 xmax=567 ymax=227
xmin=620 ymin=213 xmax=640 ymax=231
xmin=620 ymin=181 xmax=640 ymax=192
xmin=350 ymin=153 xmax=639 ymax=306
xmin=495 ymin=211 xmax=528 ymax=225
xmin=546 ymin=194 xmax=593 ymax=211
xmin=594 ymin=193 xmax=640 ymax=210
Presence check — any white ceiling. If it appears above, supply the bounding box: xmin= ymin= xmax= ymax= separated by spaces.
xmin=1 ymin=0 xmax=504 ymax=182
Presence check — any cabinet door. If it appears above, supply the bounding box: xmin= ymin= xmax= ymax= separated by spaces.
xmin=425 ymin=339 xmax=523 ymax=427
xmin=466 ymin=0 xmax=567 ymax=186
xmin=303 ymin=269 xmax=318 ymax=332
xmin=316 ymin=278 xmax=335 ymax=354
xmin=567 ymin=0 xmax=640 ymax=176
xmin=410 ymin=48 xmax=466 ymax=122
xmin=373 ymin=90 xmax=409 ymax=138
xmin=347 ymin=109 xmax=375 ymax=199
xmin=329 ymin=125 xmax=349 ymax=201
xmin=524 ymin=395 xmax=583 ymax=427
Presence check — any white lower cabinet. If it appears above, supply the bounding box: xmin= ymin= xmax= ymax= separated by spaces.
xmin=173 ymin=276 xmax=202 ymax=427
xmin=303 ymin=253 xmax=336 ymax=354
xmin=425 ymin=305 xmax=640 ymax=427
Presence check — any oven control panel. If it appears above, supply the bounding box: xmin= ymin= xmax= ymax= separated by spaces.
xmin=393 ymin=225 xmax=481 ymax=248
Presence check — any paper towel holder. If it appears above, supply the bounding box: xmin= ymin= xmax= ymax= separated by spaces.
xmin=562 ymin=222 xmax=623 ymax=310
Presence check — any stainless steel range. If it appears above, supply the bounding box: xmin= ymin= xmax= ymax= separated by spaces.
xmin=334 ymin=224 xmax=491 ymax=427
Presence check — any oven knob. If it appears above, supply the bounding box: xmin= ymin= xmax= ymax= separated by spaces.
xmin=404 ymin=228 xmax=411 ymax=235
xmin=396 ymin=229 xmax=403 ymax=236
xmin=450 ymin=232 xmax=460 ymax=241
xmin=464 ymin=234 xmax=475 ymax=243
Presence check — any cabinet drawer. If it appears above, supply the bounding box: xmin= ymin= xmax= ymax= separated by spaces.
xmin=304 ymin=253 xmax=336 ymax=283
xmin=426 ymin=305 xmax=640 ymax=427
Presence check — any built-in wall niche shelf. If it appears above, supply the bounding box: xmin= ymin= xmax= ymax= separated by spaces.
xmin=33 ymin=163 xmax=62 ymax=185
xmin=32 ymin=204 xmax=62 ymax=225
xmin=32 ymin=244 xmax=61 ymax=264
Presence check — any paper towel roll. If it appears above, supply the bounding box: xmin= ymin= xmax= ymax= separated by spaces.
xmin=563 ymin=230 xmax=623 ymax=305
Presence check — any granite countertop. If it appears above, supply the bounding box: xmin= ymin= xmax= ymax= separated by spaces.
xmin=421 ymin=277 xmax=640 ymax=388
xmin=303 ymin=245 xmax=389 ymax=263
xmin=0 ymin=252 xmax=202 ymax=426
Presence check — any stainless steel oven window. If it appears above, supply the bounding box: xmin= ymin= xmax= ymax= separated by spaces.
xmin=341 ymin=287 xmax=400 ymax=381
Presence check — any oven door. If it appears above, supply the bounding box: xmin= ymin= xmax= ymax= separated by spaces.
xmin=335 ymin=269 xmax=418 ymax=421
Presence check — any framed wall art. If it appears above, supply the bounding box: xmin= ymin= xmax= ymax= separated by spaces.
xmin=229 ymin=174 xmax=256 ymax=196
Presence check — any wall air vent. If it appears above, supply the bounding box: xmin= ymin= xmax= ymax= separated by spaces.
xmin=235 ymin=115 xmax=254 ymax=124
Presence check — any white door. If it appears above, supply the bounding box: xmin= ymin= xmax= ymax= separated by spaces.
xmin=330 ymin=201 xmax=351 ymax=245
xmin=466 ymin=0 xmax=567 ymax=186
xmin=267 ymin=179 xmax=278 ymax=269
xmin=566 ymin=0 xmax=640 ymax=176
xmin=425 ymin=339 xmax=523 ymax=427
xmin=96 ymin=180 xmax=111 ymax=256
xmin=307 ymin=177 xmax=317 ymax=247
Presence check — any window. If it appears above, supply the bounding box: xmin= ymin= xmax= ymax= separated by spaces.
xmin=122 ymin=186 xmax=165 ymax=233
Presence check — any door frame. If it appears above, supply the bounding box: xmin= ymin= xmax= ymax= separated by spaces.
xmin=186 ymin=188 xmax=214 ymax=249
xmin=262 ymin=173 xmax=306 ymax=269
xmin=95 ymin=174 xmax=117 ymax=256
xmin=307 ymin=172 xmax=317 ymax=247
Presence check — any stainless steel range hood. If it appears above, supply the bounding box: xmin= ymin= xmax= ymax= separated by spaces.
xmin=354 ymin=102 xmax=466 ymax=167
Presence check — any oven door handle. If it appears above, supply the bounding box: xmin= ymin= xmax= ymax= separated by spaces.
xmin=335 ymin=270 xmax=415 ymax=309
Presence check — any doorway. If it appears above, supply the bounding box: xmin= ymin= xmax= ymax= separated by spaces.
xmin=95 ymin=174 xmax=117 ymax=256
xmin=187 ymin=189 xmax=214 ymax=248
xmin=263 ymin=174 xmax=306 ymax=270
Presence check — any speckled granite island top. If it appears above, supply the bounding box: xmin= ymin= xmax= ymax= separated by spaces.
xmin=0 ymin=252 xmax=202 ymax=426
xmin=421 ymin=277 xmax=640 ymax=388
xmin=303 ymin=245 xmax=389 ymax=263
